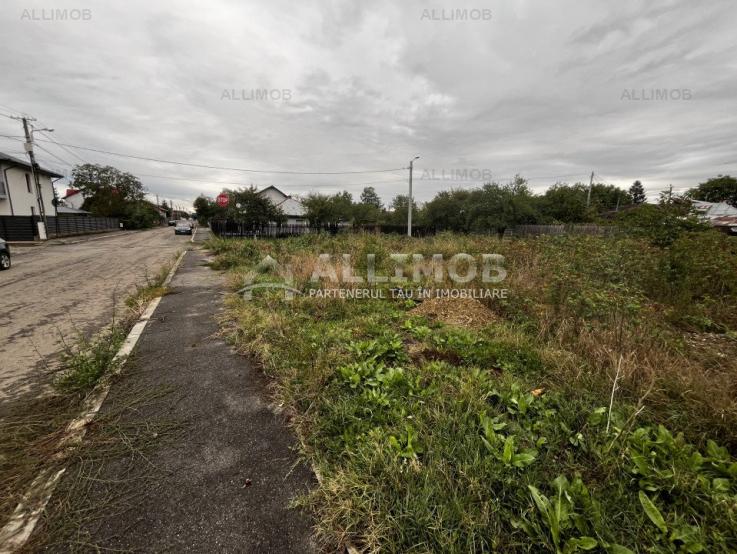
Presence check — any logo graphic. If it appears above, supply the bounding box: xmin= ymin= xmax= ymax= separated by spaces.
xmin=236 ymin=255 xmax=302 ymax=300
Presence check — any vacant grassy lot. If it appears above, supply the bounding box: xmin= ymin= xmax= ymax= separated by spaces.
xmin=209 ymin=231 xmax=737 ymax=553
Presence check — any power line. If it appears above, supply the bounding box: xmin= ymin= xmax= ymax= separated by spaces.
xmin=30 ymin=137 xmax=407 ymax=175
xmin=37 ymin=130 xmax=88 ymax=164
xmin=0 ymin=102 xmax=28 ymax=117
xmin=0 ymin=146 xmax=407 ymax=191
xmin=34 ymin=142 xmax=76 ymax=168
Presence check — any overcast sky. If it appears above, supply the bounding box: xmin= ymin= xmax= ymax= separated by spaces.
xmin=1 ymin=0 xmax=735 ymax=209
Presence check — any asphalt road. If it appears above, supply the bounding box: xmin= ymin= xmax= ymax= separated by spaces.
xmin=0 ymin=227 xmax=192 ymax=404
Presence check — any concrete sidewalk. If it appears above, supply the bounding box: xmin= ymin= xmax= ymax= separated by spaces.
xmin=43 ymin=246 xmax=316 ymax=552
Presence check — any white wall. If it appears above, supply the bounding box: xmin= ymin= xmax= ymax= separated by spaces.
xmin=63 ymin=192 xmax=85 ymax=210
xmin=0 ymin=164 xmax=57 ymax=217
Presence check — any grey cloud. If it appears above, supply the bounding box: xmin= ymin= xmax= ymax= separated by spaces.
xmin=0 ymin=0 xmax=735 ymax=208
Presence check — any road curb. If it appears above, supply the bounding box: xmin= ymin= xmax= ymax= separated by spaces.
xmin=0 ymin=251 xmax=187 ymax=553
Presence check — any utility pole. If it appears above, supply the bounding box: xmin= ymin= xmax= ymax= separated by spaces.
xmin=12 ymin=116 xmax=49 ymax=238
xmin=586 ymin=171 xmax=594 ymax=209
xmin=407 ymin=155 xmax=419 ymax=237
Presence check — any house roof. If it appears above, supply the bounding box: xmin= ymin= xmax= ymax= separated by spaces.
xmin=258 ymin=185 xmax=288 ymax=198
xmin=274 ymin=196 xmax=307 ymax=217
xmin=692 ymin=200 xmax=737 ymax=225
xmin=0 ymin=151 xmax=64 ymax=178
xmin=257 ymin=185 xmax=306 ymax=217
xmin=63 ymin=188 xmax=82 ymax=199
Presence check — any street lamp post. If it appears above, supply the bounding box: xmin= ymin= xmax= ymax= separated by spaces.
xmin=407 ymin=155 xmax=419 ymax=237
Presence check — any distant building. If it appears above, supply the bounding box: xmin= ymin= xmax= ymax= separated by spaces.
xmin=257 ymin=186 xmax=308 ymax=225
xmin=61 ymin=188 xmax=85 ymax=210
xmin=692 ymin=200 xmax=737 ymax=235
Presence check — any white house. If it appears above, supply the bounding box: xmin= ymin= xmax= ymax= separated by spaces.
xmin=257 ymin=186 xmax=308 ymax=225
xmin=0 ymin=152 xmax=62 ymax=218
xmin=61 ymin=188 xmax=85 ymax=210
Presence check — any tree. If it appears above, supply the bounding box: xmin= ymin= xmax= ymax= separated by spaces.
xmin=160 ymin=199 xmax=173 ymax=218
xmin=224 ymin=187 xmax=285 ymax=226
xmin=384 ymin=195 xmax=420 ymax=226
xmin=331 ymin=191 xmax=355 ymax=222
xmin=124 ymin=201 xmax=161 ymax=229
xmin=467 ymin=178 xmax=539 ymax=236
xmin=687 ymin=175 xmax=737 ymax=207
xmin=536 ymin=183 xmax=589 ymax=223
xmin=303 ymin=192 xmax=352 ymax=226
xmin=536 ymin=182 xmax=630 ymax=221
xmin=589 ymin=183 xmax=632 ymax=212
xmin=360 ymin=187 xmax=383 ymax=209
xmin=72 ymin=163 xmax=146 ymax=217
xmin=352 ymin=202 xmax=382 ymax=225
xmin=423 ymin=189 xmax=473 ymax=232
xmin=617 ymin=202 xmax=706 ymax=247
xmin=193 ymin=195 xmax=222 ymax=223
xmin=630 ymin=180 xmax=646 ymax=204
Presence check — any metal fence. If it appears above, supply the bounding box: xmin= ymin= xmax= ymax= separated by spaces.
xmin=356 ymin=224 xmax=437 ymax=237
xmin=208 ymin=220 xmax=619 ymax=240
xmin=210 ymin=221 xmax=337 ymax=237
xmin=0 ymin=215 xmax=35 ymax=241
xmin=209 ymin=220 xmax=439 ymax=238
xmin=47 ymin=216 xmax=120 ymax=238
xmin=506 ymin=224 xmax=616 ymax=237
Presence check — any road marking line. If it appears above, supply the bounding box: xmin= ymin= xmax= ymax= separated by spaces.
xmin=0 ymin=251 xmax=187 ymax=554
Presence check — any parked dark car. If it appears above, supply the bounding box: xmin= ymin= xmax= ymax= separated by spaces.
xmin=0 ymin=238 xmax=10 ymax=270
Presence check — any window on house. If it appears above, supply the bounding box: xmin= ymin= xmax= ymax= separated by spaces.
xmin=25 ymin=173 xmax=32 ymax=193
xmin=0 ymin=172 xmax=6 ymax=198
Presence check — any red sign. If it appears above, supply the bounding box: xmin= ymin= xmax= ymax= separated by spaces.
xmin=216 ymin=193 xmax=229 ymax=207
